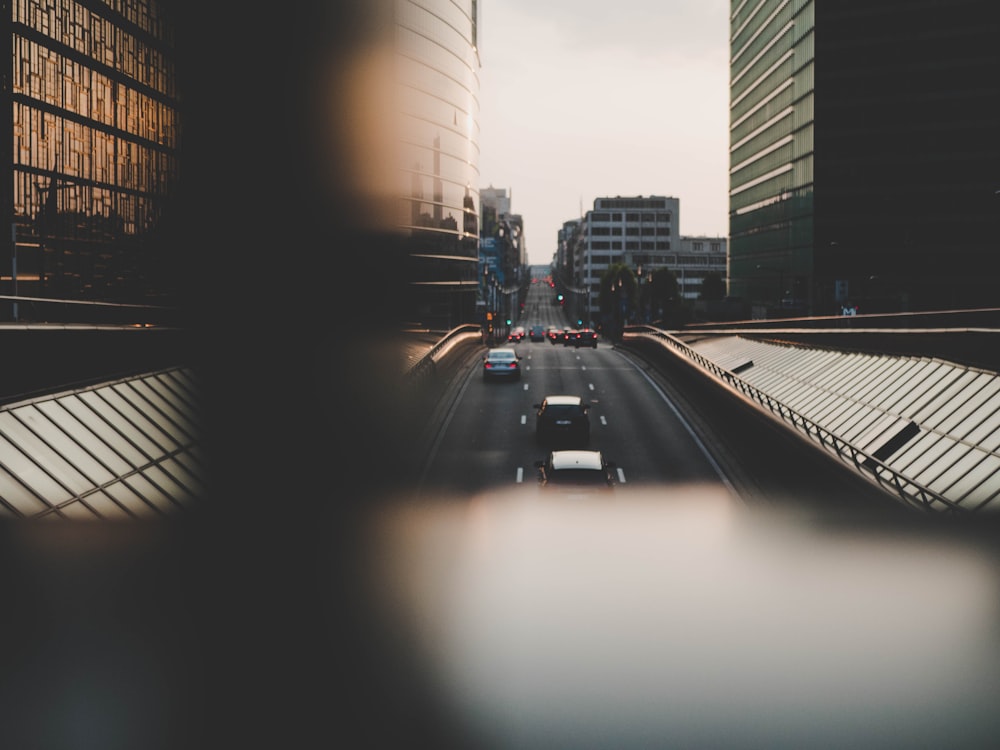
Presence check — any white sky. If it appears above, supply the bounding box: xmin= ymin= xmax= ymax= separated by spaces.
xmin=477 ymin=0 xmax=731 ymax=266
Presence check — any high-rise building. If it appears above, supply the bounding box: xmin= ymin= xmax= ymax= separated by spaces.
xmin=2 ymin=0 xmax=180 ymax=313
xmin=729 ymin=0 xmax=1000 ymax=316
xmin=395 ymin=0 xmax=482 ymax=330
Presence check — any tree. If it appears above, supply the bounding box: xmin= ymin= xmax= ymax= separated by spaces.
xmin=648 ymin=268 xmax=678 ymax=322
xmin=700 ymin=271 xmax=726 ymax=302
xmin=598 ymin=264 xmax=637 ymax=334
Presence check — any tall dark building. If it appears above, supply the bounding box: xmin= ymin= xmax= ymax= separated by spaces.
xmin=2 ymin=0 xmax=179 ymax=313
xmin=729 ymin=0 xmax=1000 ymax=316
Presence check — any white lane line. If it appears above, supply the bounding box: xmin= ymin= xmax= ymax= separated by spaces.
xmin=617 ymin=351 xmax=739 ymax=497
xmin=588 ymin=383 xmax=595 ymax=390
xmin=516 ymin=467 xmax=524 ymax=483
xmin=617 ymin=467 xmax=627 ymax=484
xmin=521 ymin=415 xmax=526 ymax=424
xmin=523 ymin=383 xmax=529 ymax=391
xmin=600 ymin=415 xmax=607 ymax=425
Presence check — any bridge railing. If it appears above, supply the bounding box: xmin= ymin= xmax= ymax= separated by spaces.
xmin=403 ymin=324 xmax=484 ymax=383
xmin=622 ymin=325 xmax=961 ymax=514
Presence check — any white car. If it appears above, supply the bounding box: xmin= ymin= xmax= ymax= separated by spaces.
xmin=534 ymin=449 xmax=616 ymax=491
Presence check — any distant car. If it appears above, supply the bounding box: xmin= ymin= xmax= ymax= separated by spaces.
xmin=562 ymin=329 xmax=580 ymax=346
xmin=529 ymin=325 xmax=547 ymax=342
xmin=534 ymin=449 xmax=616 ymax=491
xmin=482 ymin=347 xmax=522 ymax=381
xmin=534 ymin=394 xmax=590 ymax=447
xmin=547 ymin=326 xmax=564 ymax=345
xmin=507 ymin=326 xmax=526 ymax=343
xmin=574 ymin=328 xmax=598 ymax=348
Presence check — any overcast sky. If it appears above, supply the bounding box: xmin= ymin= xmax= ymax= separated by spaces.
xmin=477 ymin=0 xmax=730 ymax=266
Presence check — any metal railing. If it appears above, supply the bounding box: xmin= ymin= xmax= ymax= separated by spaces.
xmin=403 ymin=324 xmax=484 ymax=383
xmin=622 ymin=325 xmax=962 ymax=514
xmin=0 ymin=293 xmax=183 ymax=327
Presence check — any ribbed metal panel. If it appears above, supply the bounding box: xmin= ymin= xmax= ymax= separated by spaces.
xmin=688 ymin=336 xmax=1000 ymax=512
xmin=0 ymin=368 xmax=201 ymax=519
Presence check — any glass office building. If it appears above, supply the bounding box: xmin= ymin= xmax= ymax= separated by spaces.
xmin=729 ymin=0 xmax=1000 ymax=316
xmin=729 ymin=0 xmax=815 ymax=315
xmin=2 ymin=0 xmax=179 ymax=316
xmin=395 ymin=0 xmax=481 ymax=330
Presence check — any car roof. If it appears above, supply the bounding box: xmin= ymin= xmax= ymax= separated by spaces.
xmin=542 ymin=395 xmax=583 ymax=406
xmin=550 ymin=450 xmax=604 ymax=470
xmin=487 ymin=348 xmax=517 ymax=356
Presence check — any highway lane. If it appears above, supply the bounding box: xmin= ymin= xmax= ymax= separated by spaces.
xmin=414 ymin=280 xmax=735 ymax=501
xmin=413 ymin=277 xmax=909 ymax=517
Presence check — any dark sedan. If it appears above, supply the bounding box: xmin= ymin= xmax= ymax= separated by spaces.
xmin=534 ymin=394 xmax=590 ymax=447
xmin=574 ymin=328 xmax=598 ymax=348
xmin=482 ymin=348 xmax=522 ymax=382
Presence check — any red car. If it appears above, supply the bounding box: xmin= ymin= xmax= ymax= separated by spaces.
xmin=507 ymin=326 xmax=526 ymax=343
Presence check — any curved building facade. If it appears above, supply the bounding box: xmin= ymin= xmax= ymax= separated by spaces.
xmin=395 ymin=0 xmax=481 ymax=330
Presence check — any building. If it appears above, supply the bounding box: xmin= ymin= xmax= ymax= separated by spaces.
xmin=395 ymin=0 xmax=482 ymax=330
xmin=2 ymin=0 xmax=180 ymax=316
xmin=676 ymin=236 xmax=728 ymax=301
xmin=578 ymin=196 xmax=680 ymax=324
xmin=479 ymin=203 xmax=526 ymax=336
xmin=728 ymin=0 xmax=1000 ymax=317
xmin=480 ymin=185 xmax=511 ymax=238
xmin=563 ymin=196 xmax=725 ymax=325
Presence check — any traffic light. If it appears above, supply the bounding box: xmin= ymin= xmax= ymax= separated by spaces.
xmin=505 ymin=317 xmax=512 ymax=326
xmin=557 ymin=294 xmax=564 ymax=305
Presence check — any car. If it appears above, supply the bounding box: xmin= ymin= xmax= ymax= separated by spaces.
xmin=547 ymin=326 xmax=564 ymax=345
xmin=533 ymin=394 xmax=590 ymax=446
xmin=562 ymin=328 xmax=580 ymax=346
xmin=529 ymin=324 xmax=547 ymax=342
xmin=574 ymin=328 xmax=598 ymax=348
xmin=534 ymin=449 xmax=616 ymax=491
xmin=507 ymin=326 xmax=526 ymax=343
xmin=482 ymin=347 xmax=522 ymax=381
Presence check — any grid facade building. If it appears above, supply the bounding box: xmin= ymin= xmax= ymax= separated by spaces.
xmin=2 ymin=0 xmax=179 ymax=314
xmin=581 ymin=196 xmax=681 ymax=322
xmin=729 ymin=0 xmax=1000 ymax=316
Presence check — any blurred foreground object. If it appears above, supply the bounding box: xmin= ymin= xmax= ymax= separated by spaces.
xmin=364 ymin=485 xmax=1000 ymax=749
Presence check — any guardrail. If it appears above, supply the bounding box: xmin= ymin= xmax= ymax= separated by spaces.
xmin=0 ymin=293 xmax=184 ymax=327
xmin=403 ymin=324 xmax=484 ymax=383
xmin=622 ymin=325 xmax=961 ymax=514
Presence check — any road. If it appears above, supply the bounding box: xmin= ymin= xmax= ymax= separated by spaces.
xmin=412 ymin=277 xmax=908 ymax=518
xmin=363 ymin=278 xmax=1000 ymax=748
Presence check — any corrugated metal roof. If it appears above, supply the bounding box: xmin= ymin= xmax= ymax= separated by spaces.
xmin=685 ymin=336 xmax=1000 ymax=512
xmin=0 ymin=367 xmax=202 ymax=519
